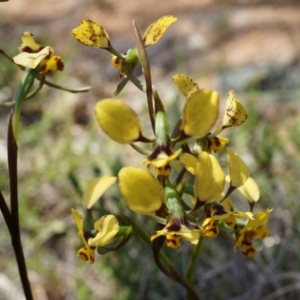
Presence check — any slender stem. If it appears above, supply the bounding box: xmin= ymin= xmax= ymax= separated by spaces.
xmin=11 ymin=237 xmax=34 ymax=300
xmin=186 ymin=236 xmax=203 ymax=282
xmin=7 ymin=112 xmax=33 ymax=300
xmin=120 ymin=214 xmax=177 ymax=267
xmin=123 ymin=63 xmax=146 ymax=92
xmin=113 ymin=78 xmax=129 ymax=96
xmin=37 ymin=76 xmax=91 ymax=93
xmin=208 ymin=125 xmax=223 ymax=138
xmin=185 ymin=236 xmax=204 ymax=300
xmin=0 ymin=191 xmax=13 ymax=236
xmin=25 ymin=76 xmax=45 ymax=100
xmin=120 ymin=214 xmax=199 ymax=299
xmin=8 ymin=111 xmax=19 ymax=236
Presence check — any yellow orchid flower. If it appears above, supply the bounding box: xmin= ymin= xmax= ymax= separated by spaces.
xmin=13 ymin=32 xmax=64 ymax=74
xmin=202 ymin=200 xmax=253 ymax=238
xmin=71 ymin=209 xmax=120 ymax=263
xmin=234 ymin=209 xmax=272 ymax=257
xmin=88 ymin=215 xmax=119 ymax=247
xmin=151 ymin=215 xmax=204 ymax=249
xmin=142 ymin=137 xmax=182 ymax=176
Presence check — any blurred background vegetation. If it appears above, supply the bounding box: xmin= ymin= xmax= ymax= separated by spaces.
xmin=1 ymin=0 xmax=300 ymax=299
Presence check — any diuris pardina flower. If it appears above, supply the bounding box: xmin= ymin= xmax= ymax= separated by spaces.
xmin=71 ymin=176 xmax=123 ymax=263
xmin=13 ymin=32 xmax=64 ymax=74
xmin=72 ymin=15 xmax=177 ymax=79
xmin=110 ymin=15 xmax=177 ymax=78
xmin=151 ymin=184 xmax=205 ymax=248
xmin=234 ymin=209 xmax=272 ymax=257
xmin=118 ymin=167 xmax=204 ymax=248
xmin=202 ymin=199 xmax=253 ymax=238
xmin=172 ymin=75 xmax=247 ymax=148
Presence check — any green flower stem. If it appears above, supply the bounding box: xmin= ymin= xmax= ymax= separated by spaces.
xmin=129 ymin=143 xmax=151 ymax=156
xmin=123 ymin=63 xmax=146 ymax=92
xmin=13 ymin=68 xmax=35 ymax=140
xmin=113 ymin=78 xmax=129 ymax=96
xmin=120 ymin=214 xmax=176 ymax=267
xmin=108 ymin=44 xmax=125 ymax=59
xmin=25 ymin=76 xmax=45 ymax=100
xmin=208 ymin=125 xmax=223 ymax=138
xmin=38 ymin=76 xmax=91 ymax=93
xmin=120 ymin=214 xmax=199 ymax=300
xmin=186 ymin=236 xmax=203 ymax=282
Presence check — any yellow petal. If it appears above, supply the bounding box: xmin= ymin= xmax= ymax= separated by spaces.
xmin=77 ymin=246 xmax=95 ymax=264
xmin=179 ymin=153 xmax=198 ymax=175
xmin=82 ymin=176 xmax=117 ymax=209
xmin=95 ymin=99 xmax=142 ymax=144
xmin=143 ymin=15 xmax=177 ymax=47
xmin=143 ymin=148 xmax=182 ymax=168
xmin=222 ymin=90 xmax=248 ymax=128
xmin=165 ymin=233 xmax=182 ymax=249
xmin=202 ymin=218 xmax=219 ymax=237
xmin=110 ymin=54 xmax=123 ymax=69
xmin=237 ymin=177 xmax=260 ymax=203
xmin=195 ymin=152 xmax=225 ymax=203
xmin=241 ymin=241 xmax=256 ymax=257
xmin=71 ymin=208 xmax=84 ymax=237
xmin=227 ymin=148 xmax=249 ymax=188
xmin=221 ymin=198 xmax=234 ymax=212
xmin=240 ymin=209 xmax=272 ymax=232
xmin=172 ymin=74 xmax=199 ymax=98
xmin=178 ymin=226 xmax=203 ymax=244
xmin=88 ymin=215 xmax=119 ymax=247
xmin=118 ymin=167 xmax=165 ymax=215
xmin=39 ymin=54 xmax=64 ymax=74
xmin=207 ymin=136 xmax=229 ymax=153
xmin=181 ymin=89 xmax=219 ymax=138
xmin=72 ymin=20 xmax=110 ymax=49
xmin=19 ymin=32 xmax=42 ymax=52
xmin=13 ymin=46 xmax=50 ymax=69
